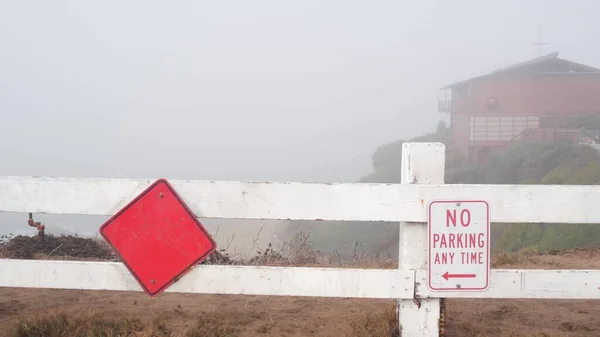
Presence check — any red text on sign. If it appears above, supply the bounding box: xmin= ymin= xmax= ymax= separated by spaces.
xmin=433 ymin=251 xmax=484 ymax=265
xmin=434 ymin=252 xmax=455 ymax=264
xmin=432 ymin=233 xmax=485 ymax=248
xmin=446 ymin=209 xmax=471 ymax=227
xmin=461 ymin=252 xmax=484 ymax=264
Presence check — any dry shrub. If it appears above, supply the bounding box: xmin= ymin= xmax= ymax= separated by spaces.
xmin=200 ymin=249 xmax=238 ymax=265
xmin=250 ymin=231 xmax=320 ymax=265
xmin=0 ymin=226 xmax=396 ymax=269
xmin=204 ymin=230 xmax=395 ymax=268
xmin=0 ymin=234 xmax=113 ymax=260
xmin=200 ymin=231 xmax=321 ymax=267
xmin=349 ymin=304 xmax=398 ymax=337
xmin=11 ymin=311 xmax=170 ymax=337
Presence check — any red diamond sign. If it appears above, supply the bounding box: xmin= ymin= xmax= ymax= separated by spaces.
xmin=99 ymin=178 xmax=216 ymax=297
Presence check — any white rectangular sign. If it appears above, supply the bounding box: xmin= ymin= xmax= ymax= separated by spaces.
xmin=428 ymin=200 xmax=490 ymax=291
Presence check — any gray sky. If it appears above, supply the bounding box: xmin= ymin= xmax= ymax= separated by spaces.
xmin=1 ymin=0 xmax=599 ymax=183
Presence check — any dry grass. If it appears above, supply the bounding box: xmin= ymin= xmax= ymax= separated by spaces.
xmin=491 ymin=246 xmax=600 ymax=269
xmin=12 ymin=310 xmax=254 ymax=337
xmin=185 ymin=310 xmax=256 ymax=337
xmin=348 ymin=304 xmax=399 ymax=337
xmin=11 ymin=311 xmax=169 ymax=337
xmin=9 ymin=307 xmax=400 ymax=337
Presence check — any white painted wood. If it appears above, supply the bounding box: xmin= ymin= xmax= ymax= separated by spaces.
xmin=398 ymin=143 xmax=444 ymax=337
xmin=0 ymin=259 xmax=415 ymax=299
xmin=2 ymin=176 xmax=600 ymax=223
xmin=416 ymin=269 xmax=600 ymax=299
xmin=3 ymin=262 xmax=600 ymax=300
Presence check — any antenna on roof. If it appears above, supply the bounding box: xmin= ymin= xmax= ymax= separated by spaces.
xmin=532 ymin=25 xmax=547 ymax=58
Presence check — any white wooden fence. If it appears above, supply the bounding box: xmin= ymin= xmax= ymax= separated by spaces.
xmin=1 ymin=142 xmax=600 ymax=337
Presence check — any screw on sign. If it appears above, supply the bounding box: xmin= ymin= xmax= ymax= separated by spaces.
xmin=428 ymin=200 xmax=490 ymax=291
xmin=99 ymin=179 xmax=217 ymax=297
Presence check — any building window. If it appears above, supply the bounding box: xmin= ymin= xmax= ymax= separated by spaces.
xmin=470 ymin=116 xmax=539 ymax=142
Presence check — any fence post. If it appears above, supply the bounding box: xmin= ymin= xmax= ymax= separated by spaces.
xmin=398 ymin=142 xmax=445 ymax=337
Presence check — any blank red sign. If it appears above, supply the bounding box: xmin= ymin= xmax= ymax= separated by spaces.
xmin=100 ymin=179 xmax=216 ymax=296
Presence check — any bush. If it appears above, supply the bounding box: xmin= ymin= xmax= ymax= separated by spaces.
xmin=0 ymin=234 xmax=113 ymax=260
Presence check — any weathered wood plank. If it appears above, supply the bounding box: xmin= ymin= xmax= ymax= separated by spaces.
xmin=0 ymin=259 xmax=415 ymax=299
xmin=398 ymin=142 xmax=444 ymax=337
xmin=416 ymin=269 xmax=600 ymax=299
xmin=1 ymin=175 xmax=599 ymax=223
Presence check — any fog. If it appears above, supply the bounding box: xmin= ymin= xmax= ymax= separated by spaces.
xmin=1 ymin=0 xmax=600 ymax=252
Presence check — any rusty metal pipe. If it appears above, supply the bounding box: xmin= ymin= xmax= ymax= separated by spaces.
xmin=27 ymin=213 xmax=45 ymax=241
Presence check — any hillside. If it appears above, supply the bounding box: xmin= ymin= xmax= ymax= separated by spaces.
xmin=283 ymin=124 xmax=600 ymax=257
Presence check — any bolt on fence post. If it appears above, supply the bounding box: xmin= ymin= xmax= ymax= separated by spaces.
xmin=398 ymin=142 xmax=445 ymax=337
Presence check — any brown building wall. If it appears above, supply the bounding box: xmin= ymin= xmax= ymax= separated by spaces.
xmin=449 ymin=74 xmax=600 ymax=162
xmin=536 ymin=75 xmax=600 ymax=115
xmin=468 ymin=76 xmax=538 ymax=117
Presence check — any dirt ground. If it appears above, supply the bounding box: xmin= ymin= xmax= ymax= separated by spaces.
xmin=2 ymin=289 xmax=600 ymax=337
xmin=2 ymin=235 xmax=600 ymax=336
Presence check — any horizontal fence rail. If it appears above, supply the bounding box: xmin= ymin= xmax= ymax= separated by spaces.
xmin=0 ymin=259 xmax=414 ymax=299
xmin=415 ymin=269 xmax=600 ymax=299
xmin=2 ymin=259 xmax=599 ymax=300
xmin=1 ymin=176 xmax=600 ymax=223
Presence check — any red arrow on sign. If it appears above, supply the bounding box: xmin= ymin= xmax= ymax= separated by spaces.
xmin=442 ymin=272 xmax=476 ymax=280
